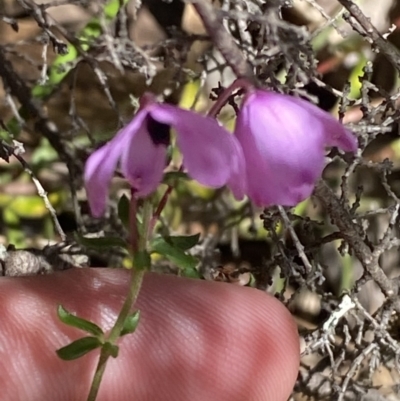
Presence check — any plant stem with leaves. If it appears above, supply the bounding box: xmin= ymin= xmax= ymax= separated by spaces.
xmin=86 ymin=198 xmax=152 ymax=401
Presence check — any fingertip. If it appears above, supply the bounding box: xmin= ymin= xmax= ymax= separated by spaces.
xmin=0 ymin=269 xmax=299 ymax=401
xmin=243 ymin=286 xmax=300 ymax=401
xmin=124 ymin=273 xmax=300 ymax=401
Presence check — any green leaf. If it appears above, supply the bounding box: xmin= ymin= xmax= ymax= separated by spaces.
xmin=4 ymin=193 xmax=62 ymax=219
xmin=103 ymin=341 xmax=119 ymax=358
xmin=31 ymin=138 xmax=59 ymax=165
xmin=5 ymin=108 xmax=29 ymax=139
xmin=0 ymin=129 xmax=10 ymax=141
xmin=104 ymin=0 xmax=129 ymax=18
xmin=150 ymin=236 xmax=199 ymax=270
xmin=57 ymin=305 xmax=104 ymax=338
xmin=133 ymin=250 xmax=151 ymax=270
xmin=5 ymin=0 xmax=131 ymax=138
xmin=74 ymin=232 xmax=127 ymax=250
xmin=248 ymin=274 xmax=256 ymax=288
xmin=181 ymin=266 xmax=201 ymax=279
xmin=168 ymin=233 xmax=200 ymax=251
xmin=120 ymin=310 xmax=140 ymax=336
xmin=117 ymin=193 xmax=130 ymax=228
xmin=348 ymin=54 xmax=367 ymax=100
xmin=56 ymin=336 xmax=102 ymax=360
xmin=31 ymin=0 xmax=130 ymax=100
xmin=5 ymin=117 xmax=21 ymax=138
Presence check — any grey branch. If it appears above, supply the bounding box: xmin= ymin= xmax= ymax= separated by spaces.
xmin=191 ymin=0 xmax=255 ymax=82
xmin=337 ymin=0 xmax=400 ymax=72
xmin=0 ymin=46 xmax=81 ymax=173
xmin=314 ymin=180 xmax=400 ymax=312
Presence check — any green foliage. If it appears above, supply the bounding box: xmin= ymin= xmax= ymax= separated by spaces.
xmin=180 ymin=266 xmax=202 ymax=279
xmin=31 ymin=0 xmax=130 ymax=101
xmin=348 ymin=54 xmax=367 ymax=100
xmin=166 ymin=233 xmax=201 ymax=250
xmin=0 ymin=190 xmax=64 ymax=247
xmin=0 ymin=0 xmax=131 ymax=246
xmin=74 ymin=232 xmax=128 ymax=250
xmin=56 ymin=337 xmax=103 ymax=361
xmin=150 ymin=235 xmax=199 ymax=270
xmin=30 ymin=139 xmax=59 ymax=166
xmin=120 ymin=311 xmax=141 ymax=336
xmin=57 ymin=305 xmax=104 ymax=338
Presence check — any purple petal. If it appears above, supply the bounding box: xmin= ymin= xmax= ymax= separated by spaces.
xmin=149 ymin=104 xmax=246 ymax=191
xmin=235 ymin=91 xmax=329 ymax=206
xmin=120 ymin=110 xmax=167 ymax=197
xmin=227 ymin=137 xmax=247 ymax=200
xmin=84 ymin=139 xmax=125 ymax=217
xmin=286 ymin=95 xmax=358 ymax=152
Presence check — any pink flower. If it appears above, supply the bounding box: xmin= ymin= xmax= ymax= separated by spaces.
xmin=233 ymin=90 xmax=357 ymax=207
xmin=84 ymin=95 xmax=246 ymax=217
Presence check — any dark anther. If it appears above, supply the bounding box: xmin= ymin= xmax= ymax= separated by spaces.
xmin=146 ymin=115 xmax=171 ymax=146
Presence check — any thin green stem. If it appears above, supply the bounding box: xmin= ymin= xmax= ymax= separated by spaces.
xmin=140 ymin=200 xmax=153 ymax=248
xmin=86 ymin=267 xmax=145 ymax=401
xmin=108 ymin=268 xmax=145 ymax=344
xmin=86 ymin=199 xmax=153 ymax=401
xmin=150 ymin=166 xmax=183 ymax=233
xmin=129 ymin=193 xmax=139 ymax=253
xmin=86 ymin=346 xmax=110 ymax=401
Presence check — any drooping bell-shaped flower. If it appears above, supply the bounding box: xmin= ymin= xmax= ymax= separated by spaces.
xmin=233 ymin=90 xmax=357 ymax=207
xmin=85 ymin=94 xmax=246 ymax=217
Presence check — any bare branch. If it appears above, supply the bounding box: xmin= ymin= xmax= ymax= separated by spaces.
xmin=190 ymin=0 xmax=255 ymax=82
xmin=314 ymin=180 xmax=400 ymax=311
xmin=337 ymin=0 xmax=400 ymax=72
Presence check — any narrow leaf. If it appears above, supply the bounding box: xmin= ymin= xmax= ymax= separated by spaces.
xmin=151 ymin=237 xmax=198 ymax=270
xmin=168 ymin=233 xmax=200 ymax=251
xmin=56 ymin=336 xmax=102 ymax=360
xmin=57 ymin=305 xmax=104 ymax=338
xmin=181 ymin=267 xmax=201 ymax=279
xmin=74 ymin=232 xmax=127 ymax=250
xmin=120 ymin=310 xmax=140 ymax=336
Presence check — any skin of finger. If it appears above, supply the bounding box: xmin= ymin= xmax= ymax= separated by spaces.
xmin=0 ymin=269 xmax=299 ymax=401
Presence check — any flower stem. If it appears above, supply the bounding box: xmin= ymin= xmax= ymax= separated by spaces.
xmin=150 ymin=166 xmax=184 ymax=233
xmin=129 ymin=193 xmax=139 ymax=253
xmin=86 ymin=268 xmax=145 ymax=401
xmin=150 ymin=78 xmax=253 ymax=228
xmin=152 ymin=186 xmax=173 ymax=228
xmin=86 ymin=340 xmax=113 ymax=401
xmin=107 ymin=268 xmax=145 ymax=345
xmin=139 ymin=199 xmax=153 ymax=249
xmin=208 ymin=78 xmax=252 ymax=118
xmin=86 ymin=199 xmax=153 ymax=401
